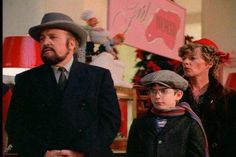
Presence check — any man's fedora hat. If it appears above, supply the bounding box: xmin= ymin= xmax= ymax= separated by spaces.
xmin=28 ymin=12 xmax=87 ymax=48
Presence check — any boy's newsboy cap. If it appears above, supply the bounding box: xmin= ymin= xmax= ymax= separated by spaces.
xmin=140 ymin=70 xmax=188 ymax=91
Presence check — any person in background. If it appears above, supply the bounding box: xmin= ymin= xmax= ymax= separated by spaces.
xmin=80 ymin=10 xmax=107 ymax=38
xmin=80 ymin=10 xmax=109 ymax=54
xmin=80 ymin=10 xmax=125 ymax=57
xmin=6 ymin=12 xmax=121 ymax=157
xmin=126 ymin=70 xmax=209 ymax=157
xmin=178 ymin=38 xmax=236 ymax=157
xmin=96 ymin=33 xmax=125 ymax=56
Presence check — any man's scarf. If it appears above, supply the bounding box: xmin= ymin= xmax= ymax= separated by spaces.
xmin=151 ymin=102 xmax=209 ymax=157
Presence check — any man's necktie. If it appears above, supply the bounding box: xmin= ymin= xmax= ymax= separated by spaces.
xmin=58 ymin=67 xmax=67 ymax=91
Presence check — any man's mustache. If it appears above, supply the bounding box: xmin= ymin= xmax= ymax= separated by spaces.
xmin=41 ymin=46 xmax=55 ymax=54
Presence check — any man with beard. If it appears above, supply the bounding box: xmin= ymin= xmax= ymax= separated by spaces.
xmin=6 ymin=12 xmax=121 ymax=157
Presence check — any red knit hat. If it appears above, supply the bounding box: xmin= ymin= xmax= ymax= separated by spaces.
xmin=193 ymin=38 xmax=230 ymax=63
xmin=193 ymin=38 xmax=219 ymax=50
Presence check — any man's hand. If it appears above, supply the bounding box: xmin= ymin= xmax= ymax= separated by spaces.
xmin=44 ymin=150 xmax=63 ymax=157
xmin=44 ymin=150 xmax=85 ymax=157
xmin=60 ymin=150 xmax=85 ymax=157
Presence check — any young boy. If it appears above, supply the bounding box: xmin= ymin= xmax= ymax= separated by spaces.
xmin=126 ymin=70 xmax=209 ymax=157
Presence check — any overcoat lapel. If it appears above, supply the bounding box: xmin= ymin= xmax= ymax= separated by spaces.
xmin=147 ymin=113 xmax=179 ymax=137
xmin=64 ymin=61 xmax=89 ymax=100
xmin=37 ymin=64 xmax=62 ymax=106
xmin=145 ymin=114 xmax=160 ymax=136
xmin=39 ymin=62 xmax=89 ymax=102
xmin=158 ymin=117 xmax=179 ymax=135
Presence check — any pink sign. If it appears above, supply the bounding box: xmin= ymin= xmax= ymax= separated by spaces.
xmin=108 ymin=0 xmax=186 ymax=60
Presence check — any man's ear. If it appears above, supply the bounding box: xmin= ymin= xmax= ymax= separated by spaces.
xmin=68 ymin=38 xmax=76 ymax=51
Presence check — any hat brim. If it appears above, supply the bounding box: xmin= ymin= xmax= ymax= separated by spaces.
xmin=142 ymin=81 xmax=172 ymax=88
xmin=28 ymin=20 xmax=87 ymax=48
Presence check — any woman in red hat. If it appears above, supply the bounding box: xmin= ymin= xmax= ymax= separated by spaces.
xmin=177 ymin=38 xmax=236 ymax=157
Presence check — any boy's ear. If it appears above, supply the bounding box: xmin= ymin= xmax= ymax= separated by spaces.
xmin=175 ymin=90 xmax=183 ymax=101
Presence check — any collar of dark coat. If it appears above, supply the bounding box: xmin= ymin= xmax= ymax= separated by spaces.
xmin=182 ymin=78 xmax=224 ymax=105
xmin=146 ymin=112 xmax=186 ymax=136
xmin=35 ymin=60 xmax=89 ymax=97
xmin=182 ymin=77 xmax=236 ymax=119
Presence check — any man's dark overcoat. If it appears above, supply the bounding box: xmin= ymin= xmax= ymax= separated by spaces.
xmin=6 ymin=60 xmax=121 ymax=157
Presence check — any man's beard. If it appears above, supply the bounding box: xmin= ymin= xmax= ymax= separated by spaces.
xmin=41 ymin=47 xmax=70 ymax=65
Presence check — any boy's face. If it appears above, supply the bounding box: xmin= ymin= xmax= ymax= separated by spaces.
xmin=149 ymin=84 xmax=183 ymax=110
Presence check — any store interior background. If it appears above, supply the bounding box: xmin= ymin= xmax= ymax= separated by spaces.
xmin=3 ymin=0 xmax=236 ymax=85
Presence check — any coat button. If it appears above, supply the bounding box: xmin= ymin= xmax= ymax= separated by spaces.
xmin=158 ymin=140 xmax=162 ymax=144
xmin=81 ymin=103 xmax=86 ymax=110
xmin=211 ymin=142 xmax=218 ymax=148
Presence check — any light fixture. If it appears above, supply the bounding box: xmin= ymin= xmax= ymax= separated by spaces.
xmin=3 ymin=36 xmax=43 ymax=84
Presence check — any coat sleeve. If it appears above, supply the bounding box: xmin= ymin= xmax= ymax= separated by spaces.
xmin=221 ymin=89 xmax=236 ymax=156
xmin=186 ymin=120 xmax=206 ymax=157
xmin=5 ymin=73 xmax=47 ymax=157
xmin=72 ymin=69 xmax=121 ymax=157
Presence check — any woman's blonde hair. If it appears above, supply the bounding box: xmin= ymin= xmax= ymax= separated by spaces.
xmin=178 ymin=42 xmax=220 ymax=79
